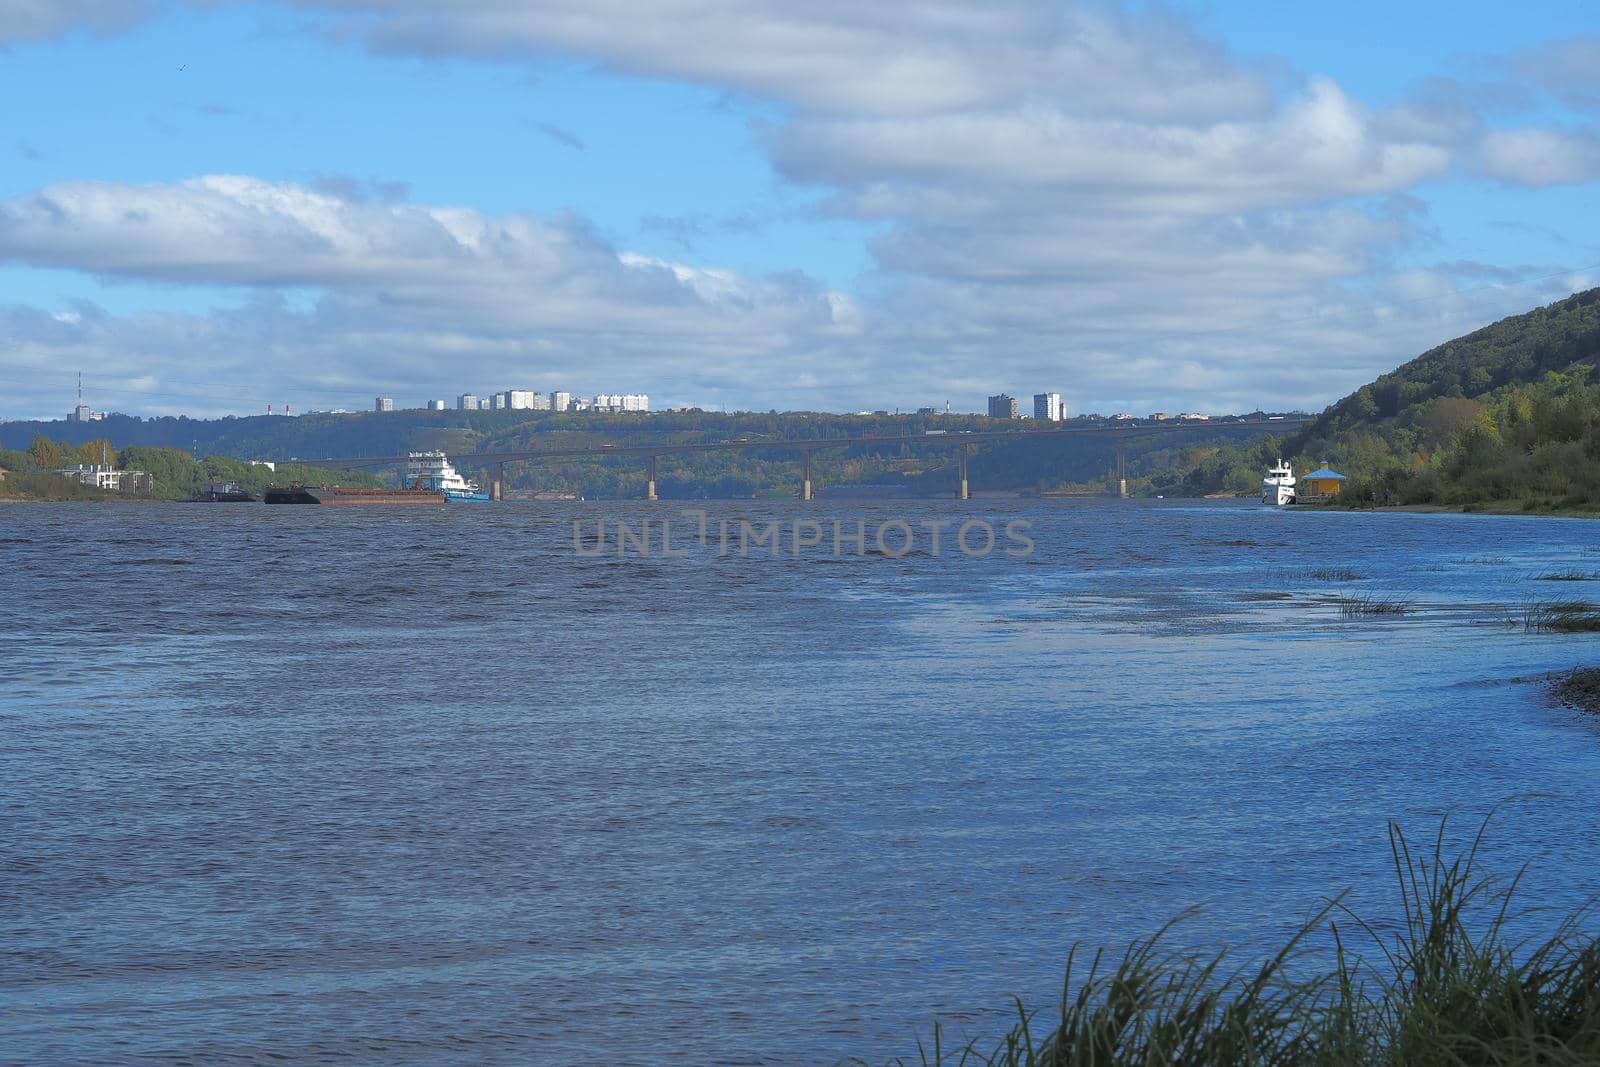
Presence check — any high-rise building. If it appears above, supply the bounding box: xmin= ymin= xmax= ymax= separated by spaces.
xmin=376 ymin=396 xmax=394 ymax=412
xmin=492 ymin=392 xmax=508 ymax=410
xmin=457 ymin=393 xmax=478 ymax=410
xmin=550 ymin=390 xmax=571 ymax=412
xmin=427 ymin=399 xmax=447 ymax=411
xmin=478 ymin=398 xmax=493 ymax=410
xmin=1033 ymin=392 xmax=1065 ymax=421
xmin=507 ymin=390 xmax=538 ymax=410
xmin=621 ymin=393 xmax=649 ymax=412
xmin=530 ymin=392 xmax=550 ymax=410
xmin=987 ymin=394 xmax=1018 ymax=419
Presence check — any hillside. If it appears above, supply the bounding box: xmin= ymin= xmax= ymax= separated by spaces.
xmin=0 ymin=409 xmax=1292 ymax=499
xmin=1283 ymin=287 xmax=1600 ymax=509
xmin=1302 ymin=287 xmax=1600 ymax=441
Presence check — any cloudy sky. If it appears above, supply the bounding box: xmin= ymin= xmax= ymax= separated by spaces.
xmin=1 ymin=1 xmax=1597 ymax=419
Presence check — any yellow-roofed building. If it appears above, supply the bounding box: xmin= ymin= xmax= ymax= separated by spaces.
xmin=1300 ymin=466 xmax=1346 ymax=498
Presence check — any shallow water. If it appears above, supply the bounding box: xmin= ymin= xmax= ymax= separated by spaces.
xmin=4 ymin=499 xmax=1600 ymax=1063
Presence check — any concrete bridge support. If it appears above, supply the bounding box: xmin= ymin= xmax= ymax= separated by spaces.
xmin=490 ymin=462 xmax=505 ymax=502
xmin=1116 ymin=442 xmax=1127 ymax=499
xmin=646 ymin=455 xmax=659 ymax=501
xmin=957 ymin=445 xmax=971 ymax=501
xmin=801 ymin=452 xmax=813 ymax=501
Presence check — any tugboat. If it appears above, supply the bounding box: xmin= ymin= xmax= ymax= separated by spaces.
xmin=187 ymin=480 xmax=258 ymax=502
xmin=1262 ymin=460 xmax=1296 ymax=506
xmin=405 ymin=451 xmax=492 ymax=502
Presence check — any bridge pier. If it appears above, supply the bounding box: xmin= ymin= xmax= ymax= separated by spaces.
xmin=646 ymin=455 xmax=658 ymax=501
xmin=957 ymin=445 xmax=970 ymax=500
xmin=1116 ymin=442 xmax=1127 ymax=499
xmin=490 ymin=462 xmax=504 ymax=502
xmin=801 ymin=452 xmax=813 ymax=501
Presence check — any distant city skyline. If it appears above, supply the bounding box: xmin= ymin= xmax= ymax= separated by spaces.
xmin=0 ymin=2 xmax=1595 ymax=421
xmin=44 ymin=375 xmax=1302 ymax=425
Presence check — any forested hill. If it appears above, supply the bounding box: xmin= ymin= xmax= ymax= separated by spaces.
xmin=1301 ymin=287 xmax=1600 ymax=442
xmin=1287 ymin=286 xmax=1600 ymax=509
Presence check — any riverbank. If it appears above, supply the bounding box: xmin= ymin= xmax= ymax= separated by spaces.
xmin=1550 ymin=667 xmax=1600 ymax=713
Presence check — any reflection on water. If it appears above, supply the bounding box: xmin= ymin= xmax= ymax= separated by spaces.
xmin=3 ymin=499 xmax=1600 ymax=1063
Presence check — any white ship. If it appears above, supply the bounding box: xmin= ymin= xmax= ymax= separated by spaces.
xmin=1262 ymin=460 xmax=1296 ymax=506
xmin=406 ymin=451 xmax=491 ymax=502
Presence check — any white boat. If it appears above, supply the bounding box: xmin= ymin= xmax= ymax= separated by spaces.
xmin=1262 ymin=460 xmax=1296 ymax=506
xmin=406 ymin=451 xmax=492 ymax=502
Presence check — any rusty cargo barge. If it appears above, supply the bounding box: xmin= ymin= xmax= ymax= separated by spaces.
xmin=263 ymin=484 xmax=446 ymax=505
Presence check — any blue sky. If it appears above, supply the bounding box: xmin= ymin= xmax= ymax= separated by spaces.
xmin=0 ymin=1 xmax=1597 ymax=418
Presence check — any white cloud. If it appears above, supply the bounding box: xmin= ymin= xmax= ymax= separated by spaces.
xmin=0 ymin=175 xmax=856 ymax=331
xmin=1476 ymin=126 xmax=1600 ymax=187
xmin=0 ymin=0 xmax=147 ymax=43
xmin=2 ymin=3 xmax=1597 ymax=420
xmin=299 ymin=1 xmax=1269 ymax=123
xmin=1510 ymin=36 xmax=1600 ymax=112
xmin=0 ymin=176 xmax=867 ymax=415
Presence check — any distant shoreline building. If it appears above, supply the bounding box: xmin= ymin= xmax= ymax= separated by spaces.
xmin=375 ymin=396 xmax=394 ymax=412
xmin=457 ymin=393 xmax=478 ymax=411
xmin=987 ymin=394 xmax=1018 ymax=419
xmin=70 ymin=375 xmax=107 ymax=422
xmin=55 ymin=464 xmax=151 ymax=494
xmin=427 ymin=399 xmax=447 ymax=411
xmin=1033 ymin=392 xmax=1065 ymax=422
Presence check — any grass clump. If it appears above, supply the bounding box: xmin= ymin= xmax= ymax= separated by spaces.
xmin=861 ymin=819 xmax=1600 ymax=1066
xmin=1535 ymin=571 xmax=1598 ymax=582
xmin=1524 ymin=601 xmax=1600 ymax=632
xmin=1338 ymin=595 xmax=1410 ymax=617
xmin=1309 ymin=568 xmax=1363 ymax=582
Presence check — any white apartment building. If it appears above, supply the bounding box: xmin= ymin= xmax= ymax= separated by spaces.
xmin=550 ymin=391 xmax=572 ymax=412
xmin=457 ymin=393 xmax=478 ymax=410
xmin=1033 ymin=392 xmax=1065 ymax=421
xmin=55 ymin=464 xmax=152 ymax=494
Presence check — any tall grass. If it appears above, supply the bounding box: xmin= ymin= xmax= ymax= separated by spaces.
xmin=1337 ymin=595 xmax=1410 ymax=617
xmin=1524 ymin=600 xmax=1600 ymax=632
xmin=858 ymin=820 xmax=1600 ymax=1066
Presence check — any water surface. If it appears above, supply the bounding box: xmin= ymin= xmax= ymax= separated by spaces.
xmin=4 ymin=500 xmax=1600 ymax=1063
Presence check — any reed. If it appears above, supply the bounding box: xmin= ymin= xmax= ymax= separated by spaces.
xmin=856 ymin=819 xmax=1600 ymax=1066
xmin=1337 ymin=595 xmax=1410 ymax=617
xmin=1524 ymin=601 xmax=1600 ymax=632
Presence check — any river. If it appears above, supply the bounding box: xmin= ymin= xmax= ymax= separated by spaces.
xmin=4 ymin=499 xmax=1600 ymax=1063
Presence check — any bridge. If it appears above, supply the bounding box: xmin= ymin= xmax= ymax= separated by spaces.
xmin=305 ymin=418 xmax=1308 ymax=501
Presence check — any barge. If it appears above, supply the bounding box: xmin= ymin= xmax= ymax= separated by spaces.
xmin=262 ymin=483 xmax=446 ymax=505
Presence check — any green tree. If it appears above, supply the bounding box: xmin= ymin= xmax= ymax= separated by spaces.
xmin=27 ymin=434 xmax=62 ymax=470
